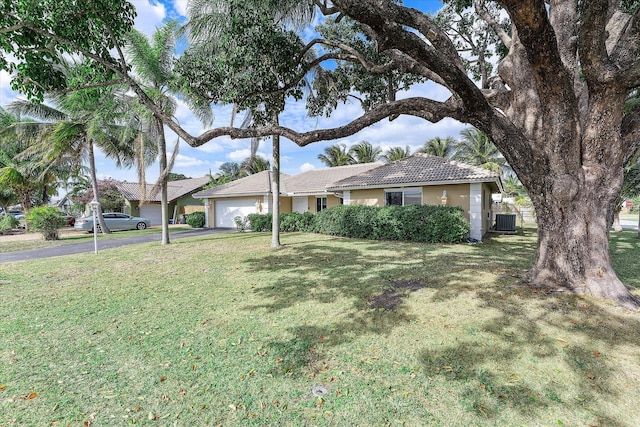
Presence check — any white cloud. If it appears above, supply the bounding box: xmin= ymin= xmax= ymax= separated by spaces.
xmin=132 ymin=1 xmax=167 ymax=36
xmin=299 ymin=162 xmax=316 ymax=172
xmin=172 ymin=0 xmax=188 ymax=16
xmin=227 ymin=148 xmax=252 ymax=162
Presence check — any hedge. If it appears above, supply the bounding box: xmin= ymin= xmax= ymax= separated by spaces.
xmin=247 ymin=204 xmax=470 ymax=243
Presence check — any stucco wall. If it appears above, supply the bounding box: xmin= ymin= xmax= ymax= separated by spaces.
xmin=422 ymin=184 xmax=471 ymax=221
xmin=279 ymin=196 xmax=292 ymax=213
xmin=349 ymin=189 xmax=385 ymax=206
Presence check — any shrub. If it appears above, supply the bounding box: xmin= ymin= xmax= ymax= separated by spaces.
xmin=0 ymin=214 xmax=20 ymax=233
xmin=233 ymin=215 xmax=248 ymax=231
xmin=25 ymin=206 xmax=67 ymax=240
xmin=313 ymin=204 xmax=470 ymax=243
xmin=247 ymin=213 xmax=272 ymax=232
xmin=246 ymin=212 xmax=316 ymax=232
xmin=186 ymin=211 xmax=206 ymax=228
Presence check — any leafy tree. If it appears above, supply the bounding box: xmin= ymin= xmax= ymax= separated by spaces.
xmin=0 ymin=187 xmax=19 ymax=214
xmin=4 ymin=1 xmax=640 ymax=307
xmin=318 ymin=143 xmax=354 ymax=167
xmin=382 ymin=146 xmax=411 ymax=163
xmin=454 ymin=128 xmax=505 ymax=173
xmin=167 ymin=173 xmax=191 ymax=181
xmin=349 ymin=140 xmax=382 ymax=163
xmin=72 ymin=179 xmax=125 ymax=213
xmin=418 ymin=137 xmax=456 ymax=158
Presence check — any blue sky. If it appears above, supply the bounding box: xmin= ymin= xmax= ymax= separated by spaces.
xmin=0 ymin=0 xmax=469 ymax=183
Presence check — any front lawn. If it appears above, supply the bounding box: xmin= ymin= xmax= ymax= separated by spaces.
xmin=1 ymin=230 xmax=639 ymax=426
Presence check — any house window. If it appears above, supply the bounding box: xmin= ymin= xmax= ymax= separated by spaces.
xmin=316 ymin=197 xmax=327 ymax=212
xmin=385 ymin=189 xmax=422 ymax=206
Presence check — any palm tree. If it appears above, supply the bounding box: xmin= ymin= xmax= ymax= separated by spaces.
xmin=318 ymin=143 xmax=354 ymax=167
xmin=7 ymin=89 xmax=140 ymax=233
xmin=241 ymin=155 xmax=271 ymax=175
xmin=125 ymin=20 xmax=213 ymax=244
xmin=349 ymin=140 xmax=382 ymax=163
xmin=418 ymin=137 xmax=455 ymax=158
xmin=454 ymin=128 xmax=506 ymax=173
xmin=382 ymin=146 xmax=412 ymax=163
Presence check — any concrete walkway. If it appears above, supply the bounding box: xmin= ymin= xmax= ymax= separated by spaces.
xmin=0 ymin=228 xmax=234 ymax=263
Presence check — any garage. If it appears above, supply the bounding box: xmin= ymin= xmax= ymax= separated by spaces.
xmin=140 ymin=204 xmax=163 ymax=226
xmin=215 ymin=199 xmax=257 ymax=228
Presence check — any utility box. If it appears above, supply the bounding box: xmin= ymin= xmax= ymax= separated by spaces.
xmin=495 ymin=214 xmax=517 ymax=232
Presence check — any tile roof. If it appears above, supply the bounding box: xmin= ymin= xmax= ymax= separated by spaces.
xmin=117 ymin=176 xmax=210 ymax=202
xmin=284 ymin=163 xmax=383 ymax=195
xmin=327 ymin=154 xmax=501 ymax=190
xmin=193 ymin=170 xmax=290 ymax=198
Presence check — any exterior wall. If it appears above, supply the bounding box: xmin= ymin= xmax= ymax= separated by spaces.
xmin=327 ymin=195 xmax=341 ymax=209
xmin=279 ymin=196 xmax=292 ymax=213
xmin=421 ymin=184 xmax=471 ymax=221
xmin=349 ymin=189 xmax=385 ymax=207
xmin=469 ymin=183 xmax=483 ymax=241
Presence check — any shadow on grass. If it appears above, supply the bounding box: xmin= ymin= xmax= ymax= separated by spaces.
xmin=240 ymin=230 xmax=639 ymax=423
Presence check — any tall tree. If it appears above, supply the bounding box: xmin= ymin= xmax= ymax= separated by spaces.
xmin=382 ymin=146 xmax=411 ymax=163
xmin=125 ymin=20 xmax=213 ymax=245
xmin=349 ymin=140 xmax=382 ymax=163
xmin=318 ymin=143 xmax=354 ymax=167
xmin=418 ymin=136 xmax=456 ymax=158
xmin=4 ymin=1 xmax=640 ymax=308
xmin=454 ymin=128 xmax=505 ymax=173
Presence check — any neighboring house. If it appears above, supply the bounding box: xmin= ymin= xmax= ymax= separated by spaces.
xmin=193 ymin=154 xmax=502 ymax=240
xmin=116 ymin=177 xmax=210 ymax=225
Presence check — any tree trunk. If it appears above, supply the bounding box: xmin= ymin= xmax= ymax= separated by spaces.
xmin=157 ymin=118 xmax=170 ymax=245
xmin=528 ymin=186 xmax=639 ymax=310
xmin=88 ymin=140 xmax=111 ymax=234
xmin=271 ymin=131 xmax=281 ymax=249
xmin=612 ymin=208 xmax=623 ymax=232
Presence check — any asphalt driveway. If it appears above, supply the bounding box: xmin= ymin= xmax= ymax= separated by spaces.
xmin=0 ymin=228 xmax=234 ymax=263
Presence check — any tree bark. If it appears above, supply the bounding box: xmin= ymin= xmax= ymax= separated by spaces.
xmin=612 ymin=208 xmax=623 ymax=232
xmin=88 ymin=140 xmax=111 ymax=234
xmin=271 ymin=131 xmax=281 ymax=249
xmin=157 ymin=118 xmax=170 ymax=245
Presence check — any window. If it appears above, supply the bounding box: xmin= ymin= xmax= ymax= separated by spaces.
xmin=316 ymin=197 xmax=327 ymax=212
xmin=385 ymin=189 xmax=422 ymax=206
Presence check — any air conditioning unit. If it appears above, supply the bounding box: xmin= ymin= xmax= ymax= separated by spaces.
xmin=495 ymin=214 xmax=517 ymax=232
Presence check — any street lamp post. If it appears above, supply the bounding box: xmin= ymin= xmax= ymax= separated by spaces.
xmin=89 ymin=199 xmax=100 ymax=254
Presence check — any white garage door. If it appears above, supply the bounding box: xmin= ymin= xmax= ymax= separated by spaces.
xmin=140 ymin=204 xmax=163 ymax=226
xmin=215 ymin=199 xmax=257 ymax=228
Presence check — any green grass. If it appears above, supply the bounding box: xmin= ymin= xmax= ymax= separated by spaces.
xmin=0 ymin=226 xmax=192 ymax=253
xmin=1 ymin=229 xmax=639 ymax=426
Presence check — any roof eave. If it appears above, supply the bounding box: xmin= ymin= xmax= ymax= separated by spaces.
xmin=327 ymin=177 xmax=502 ymax=192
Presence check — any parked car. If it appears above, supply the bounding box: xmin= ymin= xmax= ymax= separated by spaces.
xmin=74 ymin=213 xmax=150 ymax=232
xmin=62 ymin=214 xmax=75 ymax=227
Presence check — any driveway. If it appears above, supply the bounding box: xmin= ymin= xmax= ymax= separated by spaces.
xmin=0 ymin=228 xmax=234 ymax=263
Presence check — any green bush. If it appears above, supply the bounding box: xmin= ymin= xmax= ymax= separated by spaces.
xmin=247 ymin=213 xmax=272 ymax=232
xmin=25 ymin=206 xmax=67 ymax=240
xmin=0 ymin=214 xmax=20 ymax=232
xmin=186 ymin=211 xmax=206 ymax=228
xmin=247 ymin=212 xmax=316 ymax=232
xmin=313 ymin=204 xmax=470 ymax=243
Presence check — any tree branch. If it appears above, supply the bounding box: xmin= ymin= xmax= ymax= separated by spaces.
xmin=578 ymin=0 xmax=621 ymax=85
xmin=475 ymin=0 xmax=512 ymax=47
xmin=192 ymin=97 xmax=464 ymax=148
xmin=498 ymin=0 xmax=576 ymax=104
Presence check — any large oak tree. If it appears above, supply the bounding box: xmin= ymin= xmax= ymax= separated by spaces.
xmin=2 ymin=0 xmax=640 ymax=308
